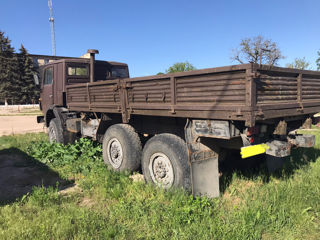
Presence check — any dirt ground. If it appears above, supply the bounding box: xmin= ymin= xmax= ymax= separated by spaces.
xmin=0 ymin=115 xmax=45 ymax=136
xmin=0 ymin=105 xmax=45 ymax=136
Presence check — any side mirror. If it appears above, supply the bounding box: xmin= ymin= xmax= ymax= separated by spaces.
xmin=33 ymin=73 xmax=39 ymax=85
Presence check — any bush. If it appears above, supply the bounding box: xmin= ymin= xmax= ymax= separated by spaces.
xmin=27 ymin=138 xmax=103 ymax=175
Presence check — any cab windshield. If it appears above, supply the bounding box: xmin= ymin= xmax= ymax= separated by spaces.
xmin=111 ymin=67 xmax=128 ymax=78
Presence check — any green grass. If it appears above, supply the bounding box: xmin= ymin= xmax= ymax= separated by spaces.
xmin=0 ymin=133 xmax=47 ymax=151
xmin=0 ymin=132 xmax=320 ymax=239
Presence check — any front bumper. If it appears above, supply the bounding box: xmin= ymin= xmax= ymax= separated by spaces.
xmin=37 ymin=115 xmax=44 ymax=123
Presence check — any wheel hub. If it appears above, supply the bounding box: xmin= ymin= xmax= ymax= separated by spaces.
xmin=107 ymin=138 xmax=123 ymax=169
xmin=154 ymin=162 xmax=167 ymax=178
xmin=111 ymin=146 xmax=119 ymax=159
xmin=149 ymin=152 xmax=174 ymax=188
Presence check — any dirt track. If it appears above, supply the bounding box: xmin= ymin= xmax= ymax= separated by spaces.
xmin=0 ymin=116 xmax=45 ymax=136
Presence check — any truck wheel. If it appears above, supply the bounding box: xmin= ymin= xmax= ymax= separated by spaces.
xmin=102 ymin=124 xmax=142 ymax=172
xmin=48 ymin=118 xmax=64 ymax=143
xmin=141 ymin=134 xmax=190 ymax=190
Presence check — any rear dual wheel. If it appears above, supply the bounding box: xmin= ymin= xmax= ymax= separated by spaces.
xmin=141 ymin=134 xmax=190 ymax=190
xmin=102 ymin=124 xmax=142 ymax=172
xmin=102 ymin=125 xmax=190 ymax=190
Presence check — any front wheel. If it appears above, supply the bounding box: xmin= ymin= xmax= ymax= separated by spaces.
xmin=48 ymin=118 xmax=64 ymax=143
xmin=48 ymin=118 xmax=77 ymax=144
xmin=141 ymin=133 xmax=190 ymax=190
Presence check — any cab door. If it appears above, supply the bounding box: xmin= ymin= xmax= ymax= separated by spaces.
xmin=40 ymin=65 xmax=54 ymax=114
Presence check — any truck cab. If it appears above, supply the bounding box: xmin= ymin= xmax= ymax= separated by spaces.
xmin=39 ymin=53 xmax=129 ymax=117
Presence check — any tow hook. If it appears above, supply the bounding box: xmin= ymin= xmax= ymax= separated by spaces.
xmin=240 ymin=134 xmax=315 ymax=159
xmin=288 ymin=134 xmax=315 ymax=148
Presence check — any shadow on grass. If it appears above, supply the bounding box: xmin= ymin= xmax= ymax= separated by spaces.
xmin=0 ymin=148 xmax=72 ymax=206
xmin=219 ymin=147 xmax=320 ymax=193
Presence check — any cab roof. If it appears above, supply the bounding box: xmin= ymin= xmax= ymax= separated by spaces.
xmin=40 ymin=58 xmax=128 ymax=67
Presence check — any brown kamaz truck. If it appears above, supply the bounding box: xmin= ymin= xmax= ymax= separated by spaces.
xmin=36 ymin=49 xmax=319 ymax=197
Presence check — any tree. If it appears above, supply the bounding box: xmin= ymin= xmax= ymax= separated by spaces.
xmin=166 ymin=61 xmax=196 ymax=73
xmin=0 ymin=32 xmax=39 ymax=105
xmin=0 ymin=31 xmax=20 ymax=105
xmin=17 ymin=45 xmax=39 ymax=104
xmin=286 ymin=57 xmax=311 ymax=70
xmin=231 ymin=35 xmax=284 ymax=66
xmin=316 ymin=50 xmax=320 ymax=71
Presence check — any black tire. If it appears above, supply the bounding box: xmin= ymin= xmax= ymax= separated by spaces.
xmin=102 ymin=124 xmax=142 ymax=172
xmin=141 ymin=133 xmax=190 ymax=190
xmin=48 ymin=118 xmax=64 ymax=143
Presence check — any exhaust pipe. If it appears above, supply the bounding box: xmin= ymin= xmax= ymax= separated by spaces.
xmin=87 ymin=49 xmax=99 ymax=83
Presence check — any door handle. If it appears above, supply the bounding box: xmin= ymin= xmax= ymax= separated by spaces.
xmin=49 ymin=95 xmax=53 ymax=98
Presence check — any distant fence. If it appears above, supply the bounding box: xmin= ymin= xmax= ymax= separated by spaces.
xmin=0 ymin=104 xmax=39 ymax=111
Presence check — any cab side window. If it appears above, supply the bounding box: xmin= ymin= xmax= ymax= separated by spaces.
xmin=44 ymin=68 xmax=53 ymax=85
xmin=67 ymin=66 xmax=88 ymax=76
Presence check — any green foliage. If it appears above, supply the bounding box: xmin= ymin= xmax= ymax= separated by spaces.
xmin=27 ymin=138 xmax=103 ymax=175
xmin=0 ymin=31 xmax=20 ymax=104
xmin=166 ymin=61 xmax=196 ymax=73
xmin=0 ymin=31 xmax=39 ymax=104
xmin=26 ymin=186 xmax=61 ymax=208
xmin=316 ymin=50 xmax=320 ymax=71
xmin=17 ymin=45 xmax=39 ymax=104
xmin=0 ymin=132 xmax=47 ymax=151
xmin=231 ymin=35 xmax=285 ymax=66
xmin=1 ymin=133 xmax=320 ymax=239
xmin=286 ymin=57 xmax=311 ymax=70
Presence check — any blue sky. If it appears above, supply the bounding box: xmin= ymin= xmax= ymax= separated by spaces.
xmin=1 ymin=0 xmax=319 ymax=77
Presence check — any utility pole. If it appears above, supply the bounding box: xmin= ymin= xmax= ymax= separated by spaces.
xmin=48 ymin=0 xmax=56 ymax=56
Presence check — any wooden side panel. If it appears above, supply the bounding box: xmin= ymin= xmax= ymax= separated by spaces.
xmin=89 ymin=83 xmax=121 ymax=108
xmin=254 ymin=67 xmax=320 ymax=122
xmin=256 ymin=69 xmax=320 ymax=106
xmin=67 ymin=85 xmax=88 ymax=104
xmin=66 ymin=66 xmax=249 ymax=121
xmin=66 ymin=80 xmax=120 ymax=110
xmin=175 ymin=71 xmax=246 ymax=105
xmin=302 ymin=74 xmax=320 ymax=102
xmin=127 ymin=78 xmax=171 ymax=105
xmin=125 ymin=70 xmax=247 ymax=114
xmin=256 ymin=71 xmax=298 ymax=104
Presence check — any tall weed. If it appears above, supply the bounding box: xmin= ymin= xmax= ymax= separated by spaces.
xmin=26 ymin=138 xmax=103 ymax=175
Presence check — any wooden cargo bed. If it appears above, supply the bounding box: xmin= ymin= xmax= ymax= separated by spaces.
xmin=66 ymin=63 xmax=320 ymax=126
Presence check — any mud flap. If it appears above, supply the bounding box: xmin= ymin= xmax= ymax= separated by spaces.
xmin=185 ymin=120 xmax=220 ymax=198
xmin=190 ymin=152 xmax=220 ymax=198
